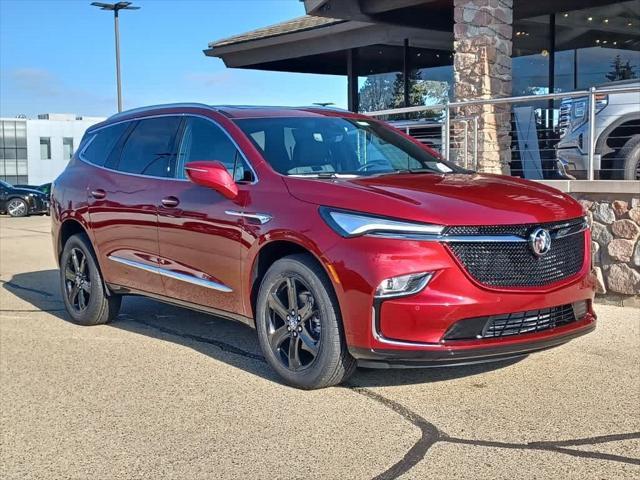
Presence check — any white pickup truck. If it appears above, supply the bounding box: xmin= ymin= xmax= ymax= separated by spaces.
xmin=556 ymin=79 xmax=640 ymax=180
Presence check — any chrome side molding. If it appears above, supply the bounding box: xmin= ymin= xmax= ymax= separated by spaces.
xmin=108 ymin=255 xmax=232 ymax=293
xmin=225 ymin=210 xmax=272 ymax=225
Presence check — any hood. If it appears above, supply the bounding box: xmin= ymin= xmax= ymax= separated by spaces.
xmin=11 ymin=186 xmax=46 ymax=196
xmin=284 ymin=173 xmax=584 ymax=226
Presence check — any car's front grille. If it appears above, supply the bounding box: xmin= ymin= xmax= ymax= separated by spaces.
xmin=443 ymin=301 xmax=588 ymax=341
xmin=445 ymin=218 xmax=586 ymax=288
xmin=558 ymin=99 xmax=572 ymax=138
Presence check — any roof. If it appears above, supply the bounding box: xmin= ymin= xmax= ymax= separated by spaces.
xmin=101 ymin=104 xmax=354 ymax=125
xmin=213 ymin=105 xmax=351 ymax=119
xmin=208 ymin=15 xmax=346 ymax=49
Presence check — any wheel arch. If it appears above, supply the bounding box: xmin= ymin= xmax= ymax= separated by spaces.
xmin=57 ymin=218 xmax=91 ymax=262
xmin=248 ymin=239 xmax=343 ymax=321
xmin=5 ymin=195 xmax=29 ymax=212
xmin=596 ymin=113 xmax=640 ymax=156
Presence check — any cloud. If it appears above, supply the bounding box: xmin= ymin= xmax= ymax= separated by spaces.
xmin=9 ymin=68 xmax=61 ymax=97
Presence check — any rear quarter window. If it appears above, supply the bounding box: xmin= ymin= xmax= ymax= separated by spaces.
xmin=81 ymin=122 xmax=130 ymax=167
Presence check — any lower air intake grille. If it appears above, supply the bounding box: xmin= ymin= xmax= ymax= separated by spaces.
xmin=483 ymin=304 xmax=576 ymax=338
xmin=443 ymin=302 xmax=588 ymax=341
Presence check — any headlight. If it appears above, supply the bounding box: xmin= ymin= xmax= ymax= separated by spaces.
xmin=571 ymin=94 xmax=608 ymax=133
xmin=375 ymin=272 xmax=433 ymax=298
xmin=595 ymin=93 xmax=608 ymax=111
xmin=319 ymin=207 xmax=444 ymax=238
xmin=573 ymin=100 xmax=586 ymax=120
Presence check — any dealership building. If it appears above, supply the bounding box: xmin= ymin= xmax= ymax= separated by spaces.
xmin=206 ymin=0 xmax=639 ymax=174
xmin=0 ymin=114 xmax=105 ymax=186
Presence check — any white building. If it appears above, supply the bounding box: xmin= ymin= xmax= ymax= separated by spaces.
xmin=0 ymin=113 xmax=105 ymax=186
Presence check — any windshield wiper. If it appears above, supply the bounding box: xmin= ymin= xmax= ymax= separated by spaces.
xmin=289 ymin=173 xmax=359 ymax=179
xmin=389 ymin=168 xmax=436 ymax=174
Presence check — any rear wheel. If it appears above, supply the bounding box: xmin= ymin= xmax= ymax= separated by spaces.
xmin=255 ymin=254 xmax=356 ymax=389
xmin=621 ymin=135 xmax=640 ymax=180
xmin=60 ymin=234 xmax=121 ymax=325
xmin=7 ymin=198 xmax=28 ymax=217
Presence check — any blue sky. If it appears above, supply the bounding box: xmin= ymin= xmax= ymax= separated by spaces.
xmin=0 ymin=0 xmax=347 ymax=118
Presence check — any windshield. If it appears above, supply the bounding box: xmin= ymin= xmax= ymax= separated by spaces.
xmin=0 ymin=180 xmax=12 ymax=188
xmin=234 ymin=117 xmax=459 ymax=177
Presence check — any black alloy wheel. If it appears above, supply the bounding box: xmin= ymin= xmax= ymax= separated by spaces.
xmin=60 ymin=233 xmax=121 ymax=325
xmin=64 ymin=247 xmax=92 ymax=312
xmin=255 ymin=254 xmax=356 ymax=389
xmin=266 ymin=275 xmax=321 ymax=371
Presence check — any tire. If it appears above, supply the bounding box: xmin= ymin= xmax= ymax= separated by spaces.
xmin=621 ymin=135 xmax=640 ymax=180
xmin=60 ymin=233 xmax=121 ymax=325
xmin=7 ymin=198 xmax=28 ymax=217
xmin=255 ymin=254 xmax=356 ymax=389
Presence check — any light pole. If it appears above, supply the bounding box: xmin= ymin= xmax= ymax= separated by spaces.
xmin=91 ymin=2 xmax=140 ymax=112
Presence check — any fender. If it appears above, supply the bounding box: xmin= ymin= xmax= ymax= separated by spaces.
xmin=243 ymin=229 xmax=345 ymax=318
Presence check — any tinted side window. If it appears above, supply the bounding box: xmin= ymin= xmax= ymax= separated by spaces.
xmin=81 ymin=122 xmax=129 ymax=167
xmin=177 ymin=117 xmax=254 ymax=182
xmin=117 ymin=116 xmax=181 ymax=177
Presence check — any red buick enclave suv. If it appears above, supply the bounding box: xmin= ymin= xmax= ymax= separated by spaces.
xmin=51 ymin=104 xmax=596 ymax=389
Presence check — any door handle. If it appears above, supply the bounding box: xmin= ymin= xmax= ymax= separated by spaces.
xmin=161 ymin=196 xmax=180 ymax=208
xmin=90 ymin=189 xmax=106 ymax=199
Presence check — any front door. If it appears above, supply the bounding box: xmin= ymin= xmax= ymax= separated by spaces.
xmin=156 ymin=116 xmax=256 ymax=315
xmin=86 ymin=116 xmax=182 ymax=296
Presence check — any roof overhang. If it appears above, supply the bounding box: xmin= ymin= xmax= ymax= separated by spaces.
xmin=205 ymin=18 xmax=452 ymax=74
xmin=304 ymin=0 xmax=625 ymax=22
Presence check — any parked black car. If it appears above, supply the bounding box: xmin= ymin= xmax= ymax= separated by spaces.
xmin=0 ymin=180 xmax=50 ymax=217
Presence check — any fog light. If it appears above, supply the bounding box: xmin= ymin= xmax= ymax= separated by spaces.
xmin=374 ymin=272 xmax=432 ymax=299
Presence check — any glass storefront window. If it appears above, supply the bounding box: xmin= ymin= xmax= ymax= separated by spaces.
xmin=357 ymin=72 xmax=402 ymax=112
xmin=576 ymin=47 xmax=639 ymax=88
xmin=414 ymin=65 xmax=453 ymax=104
xmin=513 ymin=54 xmax=550 ymax=96
xmin=514 ymin=0 xmax=639 ymax=94
xmin=554 ymin=49 xmax=576 ymax=92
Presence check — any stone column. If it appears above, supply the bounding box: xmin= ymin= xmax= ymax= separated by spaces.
xmin=453 ymin=0 xmax=513 ymax=174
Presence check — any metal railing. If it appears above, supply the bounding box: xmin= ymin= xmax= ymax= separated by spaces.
xmin=365 ymin=85 xmax=640 ymax=181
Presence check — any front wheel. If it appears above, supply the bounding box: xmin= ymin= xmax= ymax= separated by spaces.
xmin=60 ymin=233 xmax=121 ymax=325
xmin=621 ymin=135 xmax=640 ymax=180
xmin=7 ymin=198 xmax=28 ymax=217
xmin=255 ymin=254 xmax=356 ymax=389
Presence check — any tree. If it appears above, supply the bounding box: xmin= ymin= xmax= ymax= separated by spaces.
xmin=605 ymin=55 xmax=637 ymax=82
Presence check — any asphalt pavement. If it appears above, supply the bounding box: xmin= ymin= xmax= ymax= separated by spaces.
xmin=1 ymin=215 xmax=639 ymax=479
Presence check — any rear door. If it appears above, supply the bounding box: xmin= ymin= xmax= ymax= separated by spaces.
xmin=86 ymin=115 xmax=181 ymax=295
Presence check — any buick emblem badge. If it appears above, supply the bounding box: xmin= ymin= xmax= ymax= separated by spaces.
xmin=529 ymin=228 xmax=552 ymax=256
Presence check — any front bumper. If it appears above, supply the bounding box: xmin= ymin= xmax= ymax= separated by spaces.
xmin=325 ymin=228 xmax=595 ymax=366
xmin=556 ymin=147 xmax=601 ymax=177
xmin=28 ymin=196 xmax=50 ymax=215
xmin=352 ymin=311 xmax=596 ymax=368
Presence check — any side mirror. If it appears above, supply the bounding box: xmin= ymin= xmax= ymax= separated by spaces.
xmin=185 ymin=161 xmax=238 ymax=200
